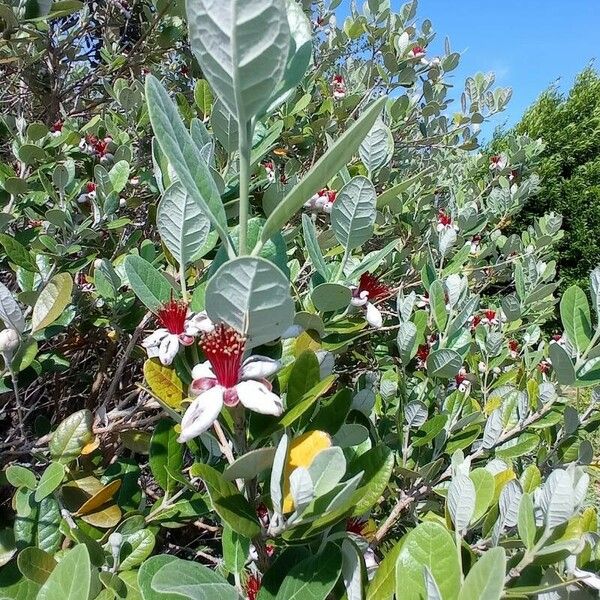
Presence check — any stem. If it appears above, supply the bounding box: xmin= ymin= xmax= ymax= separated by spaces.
xmin=8 ymin=364 xmax=24 ymax=438
xmin=238 ymin=120 xmax=253 ymax=256
xmin=179 ymin=262 xmax=188 ymax=302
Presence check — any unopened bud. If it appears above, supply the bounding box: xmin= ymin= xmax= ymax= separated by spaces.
xmin=0 ymin=328 xmax=20 ymax=360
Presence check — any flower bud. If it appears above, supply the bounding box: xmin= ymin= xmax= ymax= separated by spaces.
xmin=0 ymin=328 xmax=20 ymax=360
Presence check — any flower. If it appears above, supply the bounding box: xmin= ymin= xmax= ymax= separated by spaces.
xmin=508 ymin=339 xmax=520 ymax=358
xmin=416 ymin=292 xmax=429 ymax=308
xmin=50 ymin=120 xmax=63 ymax=135
xmin=0 ymin=328 xmax=20 ymax=361
xmin=452 ymin=368 xmax=470 ymax=393
xmin=304 ymin=188 xmax=337 ymax=213
xmin=263 ymin=161 xmax=276 ymax=183
xmin=470 ymin=314 xmax=482 ymax=331
xmin=436 ymin=209 xmax=458 ymax=232
xmin=142 ymin=299 xmax=214 ymax=366
xmin=470 ymin=235 xmax=482 ymax=254
xmin=416 ymin=345 xmax=430 ymax=369
xmin=481 ymin=309 xmax=499 ymax=326
xmin=77 ymin=182 xmax=97 ymax=204
xmin=178 ymin=324 xmax=283 ymax=443
xmin=409 ymin=45 xmax=426 ymax=59
xmin=489 ymin=154 xmax=507 ymax=171
xmin=332 ymin=74 xmax=346 ymax=99
xmin=79 ymin=134 xmax=114 ymax=163
xmin=538 ymin=360 xmax=551 ymax=375
xmin=351 ymin=273 xmax=391 ymax=329
xmin=245 ymin=574 xmax=261 ymax=600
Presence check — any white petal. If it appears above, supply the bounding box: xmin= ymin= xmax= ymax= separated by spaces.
xmin=178 ymin=386 xmax=224 ymax=443
xmin=191 ymin=361 xmax=215 ymax=380
xmin=186 ymin=311 xmax=214 ymax=334
xmin=142 ymin=329 xmax=168 ymax=348
xmin=236 ymin=380 xmax=283 ymax=416
xmin=159 ymin=334 xmax=180 ymax=366
xmin=351 ymin=296 xmax=367 ymax=307
xmin=365 ymin=303 xmax=383 ymax=328
xmin=240 ymin=356 xmax=281 ymax=380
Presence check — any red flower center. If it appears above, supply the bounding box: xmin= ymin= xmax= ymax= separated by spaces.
xmin=416 ymin=345 xmax=430 ymax=362
xmin=438 ymin=210 xmax=452 ymax=226
xmin=412 ymin=45 xmax=425 ymax=55
xmin=264 ymin=161 xmax=274 ymax=171
xmin=455 ymin=372 xmax=467 ymax=385
xmin=95 ymin=140 xmax=109 ymax=156
xmin=490 ymin=155 xmax=501 ymax=165
xmin=199 ymin=324 xmax=246 ymax=388
xmin=156 ymin=299 xmax=188 ymax=335
xmin=246 ymin=574 xmax=261 ymax=600
xmin=484 ymin=309 xmax=496 ymax=321
xmin=86 ymin=182 xmax=97 ymax=193
xmin=333 ymin=74 xmax=344 ymax=84
xmin=51 ymin=120 xmax=63 ymax=132
xmin=470 ymin=315 xmax=482 ymax=329
xmin=346 ymin=517 xmax=367 ymax=536
xmin=508 ymin=339 xmax=519 ymax=352
xmin=357 ymin=273 xmax=391 ymax=301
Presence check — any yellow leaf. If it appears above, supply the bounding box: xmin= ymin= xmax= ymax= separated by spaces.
xmin=484 ymin=395 xmax=502 ymax=416
xmin=76 ymin=480 xmax=121 ymax=516
xmin=144 ymin=359 xmax=184 ymax=408
xmin=294 ymin=331 xmax=321 ymax=358
xmin=81 ymin=437 xmax=100 ymax=455
xmin=493 ymin=468 xmax=515 ymax=504
xmin=31 ymin=273 xmax=73 ymax=333
xmin=282 ymin=430 xmax=331 ymax=513
xmin=581 ymin=507 xmax=597 ymax=533
xmin=80 ymin=503 xmax=122 ymax=529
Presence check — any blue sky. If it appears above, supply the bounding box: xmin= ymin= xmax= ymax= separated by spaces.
xmin=417 ymin=0 xmax=599 ymax=133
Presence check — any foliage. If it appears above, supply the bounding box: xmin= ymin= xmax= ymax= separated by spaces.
xmin=492 ymin=67 xmax=600 ymax=292
xmin=0 ymin=1 xmax=599 ymax=599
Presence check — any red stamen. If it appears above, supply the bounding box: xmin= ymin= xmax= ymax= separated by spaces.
xmin=416 ymin=345 xmax=430 ymax=362
xmin=358 ymin=273 xmax=391 ymax=302
xmin=412 ymin=45 xmax=425 ymax=55
xmin=246 ymin=574 xmax=261 ymax=600
xmin=86 ymin=182 xmax=97 ymax=193
xmin=438 ymin=209 xmax=452 ymax=226
xmin=332 ymin=74 xmax=344 ymax=84
xmin=51 ymin=120 xmax=63 ymax=132
xmin=156 ymin=299 xmax=188 ymax=335
xmin=484 ymin=309 xmax=496 ymax=321
xmin=346 ymin=517 xmax=367 ymax=536
xmin=470 ymin=315 xmax=482 ymax=330
xmin=199 ymin=324 xmax=246 ymax=389
xmin=508 ymin=339 xmax=519 ymax=353
xmin=490 ymin=155 xmax=501 ymax=165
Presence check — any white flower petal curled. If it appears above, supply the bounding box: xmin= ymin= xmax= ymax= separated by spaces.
xmin=142 ymin=328 xmax=168 ymax=349
xmin=158 ymin=334 xmax=180 ymax=366
xmin=191 ymin=361 xmax=215 ymax=380
xmin=178 ymin=386 xmax=224 ymax=443
xmin=236 ymin=380 xmax=284 ymax=416
xmin=240 ymin=356 xmax=281 ymax=380
xmin=365 ymin=302 xmax=383 ymax=329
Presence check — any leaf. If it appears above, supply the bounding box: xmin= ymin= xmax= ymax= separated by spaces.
xmin=211 ymin=99 xmax=238 ymax=153
xmin=223 ymin=447 xmax=276 ymax=481
xmin=548 ymin=342 xmax=576 ymax=385
xmin=138 ymin=555 xmax=181 ymax=600
xmin=279 ymin=375 xmax=336 ymax=428
xmin=341 ymin=539 xmax=364 ymax=600
xmin=331 ymin=176 xmax=377 ymax=250
xmin=5 ymin=466 xmax=36 ymax=490
xmin=186 ymin=0 xmax=290 ymax=124
xmin=222 ymin=525 xmax=249 ymax=575
xmin=37 ymin=544 xmax=91 ymax=600
xmin=426 ymin=349 xmax=462 ymax=378
xmin=397 ymin=321 xmax=418 ymax=365
xmin=149 ymin=420 xmax=184 ymax=494
xmin=33 ymin=463 xmax=65 ymax=503
xmin=17 ymin=547 xmax=56 ymax=584
xmin=75 ymin=480 xmax=121 ymax=516
xmin=366 ymin=539 xmax=403 ymax=600
xmin=448 ymin=474 xmax=476 ymax=534
xmin=275 ymin=544 xmax=342 ymax=600
xmin=349 ymin=445 xmax=394 ymax=516
xmin=457 ymin=547 xmax=505 ymax=600
xmin=124 ymin=255 xmax=177 ymax=312
xmin=145 ymin=75 xmax=229 ymax=245
xmin=307 ymin=447 xmax=346 ymax=497
xmin=429 ymin=280 xmax=448 ymax=331
xmin=302 ymin=214 xmax=329 ymax=279
xmin=205 ymin=256 xmax=294 ymax=347
xmin=151 ymin=556 xmax=238 ymax=599
xmin=469 ymin=468 xmax=494 ymax=523
xmin=49 ymin=409 xmax=93 ymax=464
xmin=259 ymin=97 xmax=386 ymax=246
xmin=359 ymin=118 xmax=392 ymax=173
xmin=395 ymin=522 xmax=461 ymax=600
xmin=0 ymin=281 xmax=24 ymax=333
xmin=157 ymin=182 xmax=211 ymax=269
xmin=287 ymin=350 xmax=321 ymax=409
xmin=108 ymin=161 xmax=130 ymax=193
xmin=270 ymin=434 xmax=288 ymax=514
xmin=560 ymin=285 xmax=593 ymax=353
xmin=194 ymin=79 xmax=213 ymax=116
xmin=31 ymin=273 xmax=73 ymax=333
xmin=190 ymin=463 xmax=261 ymax=538
xmin=143 ymin=359 xmax=184 ymax=409
xmin=120 ymin=529 xmax=155 ymax=571
xmin=517 ymin=493 xmax=536 ymax=550
xmin=0 ymin=233 xmax=38 ymax=273
xmin=311 ymin=283 xmax=352 ymax=312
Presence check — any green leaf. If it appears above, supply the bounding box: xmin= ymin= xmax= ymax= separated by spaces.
xmin=275 ymin=543 xmax=342 ymax=600
xmin=17 ymin=547 xmax=56 ymax=585
xmin=31 ymin=273 xmax=73 ymax=333
xmin=186 ymin=0 xmax=290 ymax=124
xmin=496 ymin=433 xmax=540 ymax=459
xmin=469 ymin=468 xmax=494 ymax=523
xmin=287 ymin=350 xmax=321 ymax=409
xmin=307 ymin=448 xmax=346 ymax=497
xmin=222 ymin=525 xmax=249 ymax=575
xmin=311 ymin=283 xmax=352 ymax=312
xmin=14 ymin=493 xmax=62 ymax=554
xmin=0 ymin=281 xmax=24 ymax=333
xmin=349 ymin=445 xmax=394 ymax=516
xmin=359 ymin=118 xmax=392 ymax=173
xmin=211 ymin=99 xmax=238 ymax=153
xmin=49 ymin=409 xmax=93 ymax=464
xmin=108 ymin=161 xmax=130 ymax=193
xmin=302 ymin=214 xmax=329 ymax=279
xmin=205 ymin=256 xmax=294 ymax=347
xmin=37 ymin=544 xmax=90 ymax=600
xmin=426 ymin=349 xmax=462 ymax=378
xmin=194 ymin=79 xmax=213 ymax=116
xmin=34 ymin=463 xmax=65 ymax=502
xmin=190 ymin=463 xmax=260 ymax=538
xmin=138 ymin=555 xmax=181 ymax=600
xmin=395 ymin=522 xmax=461 ymax=600
xmin=397 ymin=321 xmax=418 ymax=365
xmin=0 ymin=234 xmax=38 ymax=273
xmin=124 ymin=255 xmax=177 ymax=312
xmin=149 ymin=420 xmax=183 ymax=494
xmin=560 ymin=285 xmax=593 ymax=353
xmin=279 ymin=375 xmax=336 ymax=428
xmin=223 ymin=447 xmax=276 ymax=481
xmin=517 ymin=493 xmax=536 ymax=550
xmin=429 ymin=280 xmax=448 ymax=331
xmin=549 ymin=342 xmax=576 ymax=385
xmin=412 ymin=414 xmax=448 ymax=448
xmin=157 ymin=182 xmax=211 ymax=269
xmin=145 ymin=75 xmax=230 ymax=246
xmin=120 ymin=529 xmax=155 ymax=571
xmin=458 ymin=547 xmax=506 ymax=600
xmin=331 ymin=176 xmax=377 ymax=250
xmin=366 ymin=539 xmax=403 ymax=600
xmin=448 ymin=474 xmax=475 ymax=534
xmin=5 ymin=466 xmax=36 ymax=490
xmin=259 ymin=97 xmax=386 ymax=246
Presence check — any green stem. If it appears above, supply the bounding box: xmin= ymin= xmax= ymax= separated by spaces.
xmin=179 ymin=263 xmax=188 ymax=302
xmin=238 ymin=120 xmax=253 ymax=256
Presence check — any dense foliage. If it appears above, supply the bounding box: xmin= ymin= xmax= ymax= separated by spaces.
xmin=493 ymin=67 xmax=600 ymax=292
xmin=0 ymin=1 xmax=599 ymax=599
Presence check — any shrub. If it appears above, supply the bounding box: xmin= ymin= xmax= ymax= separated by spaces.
xmin=0 ymin=1 xmax=599 ymax=598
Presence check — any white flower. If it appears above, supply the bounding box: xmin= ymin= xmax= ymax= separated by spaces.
xmin=304 ymin=188 xmax=337 ymax=214
xmin=0 ymin=328 xmax=20 ymax=361
xmin=142 ymin=300 xmax=214 ymax=366
xmin=350 ymin=273 xmax=391 ymax=329
xmin=263 ymin=161 xmax=276 ymax=183
xmin=489 ymin=154 xmax=507 ymax=171
xmin=178 ymin=324 xmax=283 ymax=443
xmin=436 ymin=209 xmax=459 ymax=232
xmin=331 ymin=74 xmax=346 ymax=99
